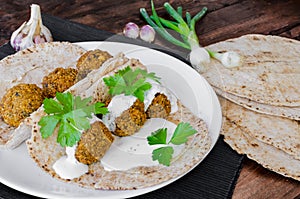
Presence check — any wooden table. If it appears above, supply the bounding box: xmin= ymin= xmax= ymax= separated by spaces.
xmin=0 ymin=0 xmax=299 ymax=198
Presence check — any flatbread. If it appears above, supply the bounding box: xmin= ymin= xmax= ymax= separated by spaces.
xmin=220 ymin=98 xmax=300 ymax=160
xmin=27 ymin=102 xmax=210 ymax=190
xmin=203 ymin=34 xmax=300 ymax=107
xmin=214 ymin=86 xmax=300 ymax=120
xmin=0 ymin=42 xmax=86 ymax=150
xmin=26 ymin=54 xmax=211 ymax=190
xmin=222 ymin=118 xmax=300 ymax=181
xmin=68 ymin=52 xmax=147 ymax=104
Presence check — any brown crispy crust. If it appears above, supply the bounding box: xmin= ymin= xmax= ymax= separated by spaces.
xmin=75 ymin=121 xmax=114 ymax=165
xmin=0 ymin=83 xmax=44 ymax=127
xmin=76 ymin=50 xmax=112 ymax=82
xmin=42 ymin=67 xmax=78 ymax=98
xmin=146 ymin=93 xmax=171 ymax=119
xmin=114 ymin=99 xmax=147 ymax=136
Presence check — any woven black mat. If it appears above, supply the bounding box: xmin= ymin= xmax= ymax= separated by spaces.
xmin=0 ymin=14 xmax=244 ymax=199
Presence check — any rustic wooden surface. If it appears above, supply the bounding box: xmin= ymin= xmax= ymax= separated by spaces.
xmin=0 ymin=0 xmax=300 ymax=198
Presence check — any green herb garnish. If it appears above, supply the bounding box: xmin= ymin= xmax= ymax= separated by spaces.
xmin=147 ymin=122 xmax=197 ymax=166
xmin=103 ymin=66 xmax=160 ymax=102
xmin=38 ymin=92 xmax=108 ymax=147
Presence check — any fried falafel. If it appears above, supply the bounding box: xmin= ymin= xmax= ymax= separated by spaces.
xmin=0 ymin=83 xmax=44 ymax=127
xmin=76 ymin=49 xmax=112 ymax=81
xmin=75 ymin=121 xmax=114 ymax=165
xmin=42 ymin=67 xmax=78 ymax=98
xmin=114 ymin=99 xmax=147 ymax=137
xmin=146 ymin=93 xmax=171 ymax=118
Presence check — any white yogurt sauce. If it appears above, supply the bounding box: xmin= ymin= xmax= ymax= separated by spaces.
xmin=101 ymin=118 xmax=185 ymax=171
xmin=102 ymin=94 xmax=137 ymax=131
xmin=52 ymin=115 xmax=102 ymax=180
xmin=144 ymin=79 xmax=178 ymax=113
xmin=53 ymin=145 xmax=88 ymax=179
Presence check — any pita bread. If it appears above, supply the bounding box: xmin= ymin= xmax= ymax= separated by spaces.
xmin=27 ymin=102 xmax=210 ymax=190
xmin=220 ymin=98 xmax=300 ymax=160
xmin=203 ymin=34 xmax=300 ymax=107
xmin=214 ymin=86 xmax=300 ymax=120
xmin=222 ymin=118 xmax=300 ymax=181
xmin=26 ymin=54 xmax=211 ymax=190
xmin=0 ymin=42 xmax=86 ymax=150
xmin=68 ymin=52 xmax=146 ymax=104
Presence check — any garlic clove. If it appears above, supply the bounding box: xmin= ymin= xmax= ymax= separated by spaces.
xmin=10 ymin=4 xmax=53 ymax=51
xmin=123 ymin=22 xmax=140 ymax=39
xmin=139 ymin=25 xmax=155 ymax=43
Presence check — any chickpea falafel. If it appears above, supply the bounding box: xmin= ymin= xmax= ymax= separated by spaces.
xmin=42 ymin=67 xmax=78 ymax=98
xmin=146 ymin=93 xmax=171 ymax=118
xmin=75 ymin=121 xmax=114 ymax=165
xmin=0 ymin=83 xmax=44 ymax=127
xmin=76 ymin=49 xmax=112 ymax=81
xmin=114 ymin=99 xmax=147 ymax=137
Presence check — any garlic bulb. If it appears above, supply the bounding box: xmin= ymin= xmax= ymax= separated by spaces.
xmin=10 ymin=4 xmax=53 ymax=51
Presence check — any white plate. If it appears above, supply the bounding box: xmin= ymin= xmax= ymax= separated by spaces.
xmin=0 ymin=41 xmax=222 ymax=199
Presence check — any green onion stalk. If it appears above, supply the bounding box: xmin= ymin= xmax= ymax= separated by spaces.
xmin=140 ymin=1 xmax=241 ymax=73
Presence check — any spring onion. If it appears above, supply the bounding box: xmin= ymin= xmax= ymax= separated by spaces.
xmin=140 ymin=1 xmax=242 ymax=72
xmin=208 ymin=50 xmax=242 ymax=68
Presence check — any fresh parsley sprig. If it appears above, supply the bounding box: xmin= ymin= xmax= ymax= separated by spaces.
xmin=147 ymin=122 xmax=197 ymax=166
xmin=103 ymin=66 xmax=160 ymax=102
xmin=38 ymin=92 xmax=108 ymax=147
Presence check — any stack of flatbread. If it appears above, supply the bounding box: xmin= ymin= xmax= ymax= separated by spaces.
xmin=202 ymin=34 xmax=300 ymax=181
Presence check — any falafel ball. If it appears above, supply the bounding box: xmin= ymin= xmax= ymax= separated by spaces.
xmin=114 ymin=99 xmax=147 ymax=137
xmin=76 ymin=49 xmax=112 ymax=82
xmin=42 ymin=67 xmax=78 ymax=98
xmin=0 ymin=83 xmax=44 ymax=127
xmin=146 ymin=93 xmax=171 ymax=119
xmin=75 ymin=121 xmax=114 ymax=165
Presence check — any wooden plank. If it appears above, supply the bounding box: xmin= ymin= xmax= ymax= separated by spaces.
xmin=196 ymin=0 xmax=300 ymax=45
xmin=233 ymin=158 xmax=300 ymax=199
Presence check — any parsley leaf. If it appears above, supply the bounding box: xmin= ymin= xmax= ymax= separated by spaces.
xmin=147 ymin=128 xmax=167 ymax=145
xmin=147 ymin=122 xmax=198 ymax=166
xmin=39 ymin=115 xmax=60 ymax=139
xmin=103 ymin=66 xmax=160 ymax=102
xmin=152 ymin=146 xmax=174 ymax=166
xmin=42 ymin=98 xmax=64 ymax=114
xmin=38 ymin=92 xmax=108 ymax=147
xmin=169 ymin=122 xmax=197 ymax=145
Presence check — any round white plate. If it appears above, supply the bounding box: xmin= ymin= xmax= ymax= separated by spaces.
xmin=0 ymin=41 xmax=222 ymax=199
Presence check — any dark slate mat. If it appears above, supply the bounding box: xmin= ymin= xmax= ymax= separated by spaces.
xmin=0 ymin=14 xmax=244 ymax=199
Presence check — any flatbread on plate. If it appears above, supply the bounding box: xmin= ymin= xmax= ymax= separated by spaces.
xmin=0 ymin=42 xmax=86 ymax=149
xmin=26 ymin=53 xmax=211 ymax=190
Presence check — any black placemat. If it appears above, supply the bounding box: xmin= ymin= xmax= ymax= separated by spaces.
xmin=0 ymin=14 xmax=244 ymax=199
